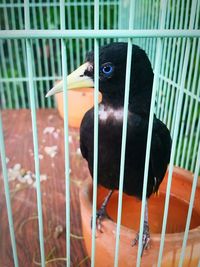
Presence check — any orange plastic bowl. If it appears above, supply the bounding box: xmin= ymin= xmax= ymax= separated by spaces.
xmin=55 ymin=88 xmax=102 ymax=128
xmin=79 ymin=167 xmax=200 ymax=267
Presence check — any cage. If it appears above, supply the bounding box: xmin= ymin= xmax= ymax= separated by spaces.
xmin=0 ymin=0 xmax=200 ymax=267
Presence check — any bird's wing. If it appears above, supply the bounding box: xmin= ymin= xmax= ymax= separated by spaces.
xmin=150 ymin=118 xmax=172 ymax=192
xmin=80 ymin=108 xmax=94 ymax=161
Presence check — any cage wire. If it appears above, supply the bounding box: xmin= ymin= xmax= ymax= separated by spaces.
xmin=0 ymin=0 xmax=200 ymax=267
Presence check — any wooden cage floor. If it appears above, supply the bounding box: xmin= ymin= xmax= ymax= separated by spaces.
xmin=0 ymin=109 xmax=91 ymax=267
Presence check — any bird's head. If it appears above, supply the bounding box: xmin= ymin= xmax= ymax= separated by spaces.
xmin=46 ymin=42 xmax=153 ymax=114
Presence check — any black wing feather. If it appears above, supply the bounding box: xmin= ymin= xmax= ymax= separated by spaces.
xmin=150 ymin=118 xmax=172 ymax=192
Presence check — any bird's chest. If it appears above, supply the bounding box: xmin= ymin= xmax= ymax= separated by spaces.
xmin=98 ymin=104 xmax=125 ymax=149
xmin=81 ymin=104 xmax=143 ymax=156
xmin=98 ymin=104 xmax=125 ymax=123
xmin=80 ymin=106 xmax=148 ymax=190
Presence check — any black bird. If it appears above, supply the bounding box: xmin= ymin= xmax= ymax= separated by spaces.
xmin=46 ymin=42 xmax=172 ymax=253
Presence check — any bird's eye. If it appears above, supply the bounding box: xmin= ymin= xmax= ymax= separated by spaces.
xmin=101 ymin=63 xmax=113 ymax=76
xmin=102 ymin=65 xmax=112 ymax=74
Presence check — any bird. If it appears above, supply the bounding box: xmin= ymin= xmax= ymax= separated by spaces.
xmin=46 ymin=42 xmax=172 ymax=254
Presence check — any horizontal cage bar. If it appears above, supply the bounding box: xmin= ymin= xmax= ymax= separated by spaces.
xmin=0 ymin=29 xmax=199 ymax=39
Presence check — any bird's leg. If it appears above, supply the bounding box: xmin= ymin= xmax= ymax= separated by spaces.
xmin=91 ymin=190 xmax=113 ymax=233
xmin=132 ymin=199 xmax=150 ymax=255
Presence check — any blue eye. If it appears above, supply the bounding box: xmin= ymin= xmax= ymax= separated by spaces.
xmin=101 ymin=64 xmax=113 ymax=75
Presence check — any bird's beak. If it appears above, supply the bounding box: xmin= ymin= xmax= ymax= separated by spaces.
xmin=46 ymin=62 xmax=94 ymax=97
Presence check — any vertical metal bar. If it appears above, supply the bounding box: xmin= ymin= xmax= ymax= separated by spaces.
xmin=133 ymin=0 xmax=138 ymax=30
xmin=74 ymin=1 xmax=81 ymax=67
xmin=107 ymin=0 xmax=111 ymax=29
xmin=114 ymin=1 xmax=135 ymax=266
xmin=87 ymin=0 xmax=92 ymax=50
xmin=139 ymin=0 xmax=146 ymax=47
xmin=0 ymin=73 xmax=6 ymax=109
xmin=53 ymin=0 xmax=62 ymax=77
xmin=157 ymin=40 xmax=191 ymax=266
xmin=91 ymin=37 xmax=99 ymax=267
xmin=91 ymin=0 xmax=99 ymax=266
xmin=10 ymin=0 xmax=26 ymax=108
xmin=113 ymin=0 xmax=118 ymax=30
xmin=185 ymin=80 xmax=200 ymax=171
xmin=106 ymin=0 xmax=111 ymax=43
xmin=66 ymin=0 xmax=75 ymax=72
xmin=0 ymin=88 xmax=6 ymax=110
xmin=137 ymin=0 xmax=143 ymax=47
xmin=184 ymin=0 xmax=200 ymax=171
xmin=100 ymin=2 xmax=104 ymax=46
xmin=146 ymin=0 xmax=153 ymax=54
xmin=27 ymin=4 xmax=39 ymax=109
xmin=24 ymin=1 xmax=45 ymax=266
xmin=113 ymin=0 xmax=119 ymax=43
xmin=0 ymin=113 xmax=19 ymax=267
xmin=156 ymin=0 xmax=173 ymax=119
xmin=32 ymin=4 xmax=45 ymax=108
xmin=168 ymin=6 xmax=188 ymax=134
xmin=190 ymin=117 xmax=200 ymax=171
xmin=181 ymin=75 xmax=200 ymax=170
xmin=145 ymin=0 xmax=151 ymax=51
xmin=17 ymin=0 xmax=28 ymax=108
xmin=136 ymin=0 xmax=167 ymax=266
xmin=170 ymin=0 xmax=190 ymax=136
xmin=164 ymin=0 xmax=182 ymax=129
xmin=178 ymin=142 xmax=200 ymax=266
xmin=80 ymin=0 xmax=86 ymax=63
xmin=60 ymin=1 xmax=70 ymax=266
xmin=46 ymin=0 xmax=56 ymax=108
xmin=180 ymin=7 xmax=200 ymax=168
xmin=38 ymin=3 xmax=52 ymax=108
xmin=148 ymin=0 xmax=154 ymax=60
xmin=46 ymin=0 xmax=56 ymax=77
xmin=0 ymin=42 xmax=12 ymax=108
xmin=175 ymin=0 xmax=190 ymax=82
xmin=151 ymin=0 xmax=160 ymax=67
xmin=3 ymin=0 xmax=19 ymax=109
xmin=157 ymin=1 xmax=198 ymax=265
xmin=142 ymin=0 xmax=148 ymax=51
xmin=158 ymin=1 xmax=191 ymax=125
xmin=118 ymin=0 xmax=122 ymax=30
xmin=176 ymin=38 xmax=199 ymax=166
xmin=114 ymin=40 xmax=133 ymax=267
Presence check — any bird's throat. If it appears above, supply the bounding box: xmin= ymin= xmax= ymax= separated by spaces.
xmin=98 ymin=104 xmax=125 ymax=122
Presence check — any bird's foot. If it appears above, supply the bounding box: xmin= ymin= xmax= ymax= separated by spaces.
xmin=90 ymin=190 xmax=113 ymax=233
xmin=131 ymin=221 xmax=150 ymax=256
xmin=91 ymin=206 xmax=107 ymax=233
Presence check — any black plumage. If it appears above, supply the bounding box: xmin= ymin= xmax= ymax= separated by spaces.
xmin=47 ymin=41 xmax=172 ymax=252
xmin=79 ymin=43 xmax=172 ymax=252
xmin=80 ymin=42 xmax=171 ymax=199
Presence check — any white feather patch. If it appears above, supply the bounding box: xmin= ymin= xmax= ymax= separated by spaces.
xmin=98 ymin=104 xmax=125 ymax=122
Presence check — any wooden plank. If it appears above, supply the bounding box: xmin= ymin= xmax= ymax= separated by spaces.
xmin=0 ymin=109 xmax=91 ymax=267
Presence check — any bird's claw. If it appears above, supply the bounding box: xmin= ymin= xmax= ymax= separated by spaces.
xmin=131 ymin=222 xmax=150 ymax=256
xmin=91 ymin=206 xmax=107 ymax=233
